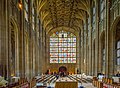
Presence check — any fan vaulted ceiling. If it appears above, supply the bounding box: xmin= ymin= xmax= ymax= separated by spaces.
xmin=36 ymin=0 xmax=90 ymax=34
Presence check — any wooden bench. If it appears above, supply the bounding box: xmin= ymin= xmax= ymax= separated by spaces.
xmin=30 ymin=78 xmax=36 ymax=88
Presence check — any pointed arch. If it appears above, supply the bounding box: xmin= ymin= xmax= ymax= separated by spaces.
xmin=9 ymin=17 xmax=19 ymax=76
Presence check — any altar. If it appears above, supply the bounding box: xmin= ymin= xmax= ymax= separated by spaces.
xmin=55 ymin=77 xmax=78 ymax=88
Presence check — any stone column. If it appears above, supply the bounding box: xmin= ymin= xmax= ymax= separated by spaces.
xmin=84 ymin=22 xmax=87 ymax=74
xmin=78 ymin=30 xmax=81 ymax=73
xmin=25 ymin=36 xmax=29 ymax=78
xmin=42 ymin=30 xmax=46 ymax=73
xmin=44 ymin=31 xmax=46 ymax=73
xmin=106 ymin=0 xmax=111 ymax=77
xmin=28 ymin=0 xmax=34 ymax=79
xmin=80 ymin=29 xmax=84 ymax=74
xmin=28 ymin=33 xmax=33 ymax=79
xmin=89 ymin=16 xmax=92 ymax=76
xmin=78 ymin=31 xmax=80 ymax=73
xmin=35 ymin=18 xmax=40 ymax=76
xmin=84 ymin=30 xmax=86 ymax=74
xmin=91 ymin=40 xmax=94 ymax=75
xmin=46 ymin=34 xmax=49 ymax=71
xmin=0 ymin=0 xmax=9 ymax=80
xmin=16 ymin=0 xmax=26 ymax=77
xmin=0 ymin=0 xmax=2 ymax=76
xmin=94 ymin=0 xmax=99 ymax=76
xmin=40 ymin=25 xmax=44 ymax=74
xmin=38 ymin=21 xmax=42 ymax=75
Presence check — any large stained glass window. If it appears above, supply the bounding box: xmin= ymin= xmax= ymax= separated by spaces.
xmin=116 ymin=41 xmax=120 ymax=65
xmin=50 ymin=31 xmax=76 ymax=63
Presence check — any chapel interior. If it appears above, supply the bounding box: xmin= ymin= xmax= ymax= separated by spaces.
xmin=0 ymin=0 xmax=120 ymax=88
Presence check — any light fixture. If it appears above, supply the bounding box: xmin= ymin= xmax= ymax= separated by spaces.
xmin=18 ymin=1 xmax=22 ymax=10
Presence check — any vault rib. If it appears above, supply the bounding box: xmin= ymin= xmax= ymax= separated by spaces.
xmin=47 ymin=0 xmax=54 ymax=28
xmin=68 ymin=0 xmax=75 ymax=27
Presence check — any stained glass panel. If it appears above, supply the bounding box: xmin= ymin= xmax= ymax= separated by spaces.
xmin=117 ymin=41 xmax=120 ymax=48
xmin=68 ymin=58 xmax=72 ymax=63
xmin=50 ymin=43 xmax=58 ymax=47
xmin=50 ymin=48 xmax=58 ymax=52
xmin=59 ymin=33 xmax=62 ymax=37
xmin=68 ymin=38 xmax=71 ymax=42
xmin=50 ymin=58 xmax=58 ymax=63
xmin=64 ymin=48 xmax=68 ymax=52
xmin=51 ymin=33 xmax=58 ymax=37
xmin=63 ymin=43 xmax=67 ymax=47
xmin=73 ymin=43 xmax=76 ymax=47
xmin=73 ymin=48 xmax=76 ymax=52
xmin=72 ymin=53 xmax=76 ymax=57
xmin=68 ymin=48 xmax=71 ymax=52
xmin=73 ymin=38 xmax=76 ymax=42
xmin=50 ymin=53 xmax=58 ymax=57
xmin=50 ymin=38 xmax=58 ymax=42
xmin=72 ymin=58 xmax=76 ymax=63
xmin=50 ymin=31 xmax=76 ymax=63
xmin=64 ymin=33 xmax=67 ymax=37
xmin=116 ymin=41 xmax=120 ymax=66
xmin=67 ymin=53 xmax=72 ymax=57
xmin=117 ymin=50 xmax=120 ymax=57
xmin=117 ymin=58 xmax=120 ymax=65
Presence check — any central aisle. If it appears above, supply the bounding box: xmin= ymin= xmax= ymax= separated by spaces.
xmin=51 ymin=77 xmax=96 ymax=88
xmin=36 ymin=74 xmax=97 ymax=88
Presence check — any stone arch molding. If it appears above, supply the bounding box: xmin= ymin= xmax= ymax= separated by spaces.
xmin=110 ymin=16 xmax=120 ymax=48
xmin=110 ymin=16 xmax=120 ymax=73
xmin=10 ymin=16 xmax=19 ymax=33
xmin=110 ymin=16 xmax=120 ymax=32
xmin=47 ymin=26 xmax=79 ymax=37
xmin=9 ymin=16 xmax=19 ymax=76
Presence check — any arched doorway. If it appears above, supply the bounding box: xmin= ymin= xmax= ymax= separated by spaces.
xmin=59 ymin=66 xmax=67 ymax=76
xmin=9 ymin=18 xmax=19 ymax=77
xmin=59 ymin=66 xmax=67 ymax=72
